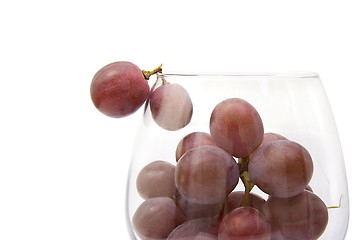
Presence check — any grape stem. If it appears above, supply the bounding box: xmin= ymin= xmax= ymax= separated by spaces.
xmin=142 ymin=64 xmax=163 ymax=80
xmin=238 ymin=156 xmax=250 ymax=173
xmin=241 ymin=171 xmax=255 ymax=206
xmin=238 ymin=156 xmax=255 ymax=207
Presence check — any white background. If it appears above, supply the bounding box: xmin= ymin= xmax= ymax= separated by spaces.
xmin=0 ymin=0 xmax=359 ymax=239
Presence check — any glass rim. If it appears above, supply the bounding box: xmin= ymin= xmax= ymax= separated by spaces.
xmin=157 ymin=71 xmax=319 ymax=79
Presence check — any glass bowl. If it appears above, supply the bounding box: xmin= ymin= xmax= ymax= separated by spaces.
xmin=126 ymin=72 xmax=349 ymax=240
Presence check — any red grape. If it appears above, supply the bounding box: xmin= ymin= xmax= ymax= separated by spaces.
xmin=248 ymin=140 xmax=313 ymax=198
xmin=210 ymin=98 xmax=264 ymax=158
xmin=176 ymin=132 xmax=217 ymax=162
xmin=150 ymin=83 xmax=193 ymax=131
xmin=136 ymin=160 xmax=176 ymax=199
xmin=132 ymin=197 xmax=186 ymax=240
xmin=90 ymin=61 xmax=149 ymax=118
xmin=175 ymin=146 xmax=239 ymax=204
xmin=218 ymin=207 xmax=271 ymax=240
xmin=264 ymin=191 xmax=328 ymax=240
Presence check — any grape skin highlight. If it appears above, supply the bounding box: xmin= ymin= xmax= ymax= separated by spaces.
xmin=248 ymin=140 xmax=314 ymax=198
xmin=90 ymin=61 xmax=149 ymax=118
xmin=210 ymin=98 xmax=264 ymax=158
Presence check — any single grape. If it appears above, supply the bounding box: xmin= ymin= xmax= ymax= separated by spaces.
xmin=264 ymin=191 xmax=328 ymax=240
xmin=90 ymin=61 xmax=149 ymax=118
xmin=176 ymin=191 xmax=225 ymax=220
xmin=210 ymin=98 xmax=264 ymax=158
xmin=136 ymin=160 xmax=176 ymax=199
xmin=168 ymin=218 xmax=217 ymax=240
xmin=150 ymin=83 xmax=193 ymax=131
xmin=223 ymin=191 xmax=266 ymax=215
xmin=248 ymin=140 xmax=313 ymax=198
xmin=176 ymin=132 xmax=217 ymax=162
xmin=218 ymin=207 xmax=271 ymax=240
xmin=132 ymin=197 xmax=186 ymax=240
xmin=175 ymin=146 xmax=239 ymax=204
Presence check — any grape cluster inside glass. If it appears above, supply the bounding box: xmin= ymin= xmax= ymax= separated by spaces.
xmin=127 ymin=72 xmax=349 ymax=240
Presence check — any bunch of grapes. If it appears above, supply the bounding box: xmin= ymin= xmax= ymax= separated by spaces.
xmin=90 ymin=61 xmax=193 ymax=130
xmin=90 ymin=62 xmax=329 ymax=240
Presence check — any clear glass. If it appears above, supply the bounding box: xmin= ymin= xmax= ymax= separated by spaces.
xmin=126 ymin=72 xmax=349 ymax=240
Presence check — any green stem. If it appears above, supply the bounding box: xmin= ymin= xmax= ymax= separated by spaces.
xmin=142 ymin=64 xmax=163 ymax=80
xmin=238 ymin=156 xmax=250 ymax=173
xmin=240 ymin=171 xmax=254 ymax=207
xmin=238 ymin=156 xmax=254 ymax=207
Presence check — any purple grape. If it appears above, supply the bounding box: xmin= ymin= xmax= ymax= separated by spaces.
xmin=218 ymin=207 xmax=271 ymax=240
xmin=210 ymin=98 xmax=264 ymax=158
xmin=175 ymin=146 xmax=239 ymax=204
xmin=90 ymin=61 xmax=149 ymax=118
xmin=176 ymin=132 xmax=217 ymax=162
xmin=132 ymin=197 xmax=186 ymax=240
xmin=264 ymin=191 xmax=328 ymax=240
xmin=136 ymin=160 xmax=176 ymax=199
xmin=248 ymin=140 xmax=313 ymax=198
xmin=150 ymin=83 xmax=193 ymax=131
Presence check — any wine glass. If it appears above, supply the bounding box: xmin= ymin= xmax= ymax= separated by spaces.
xmin=126 ymin=72 xmax=349 ymax=240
